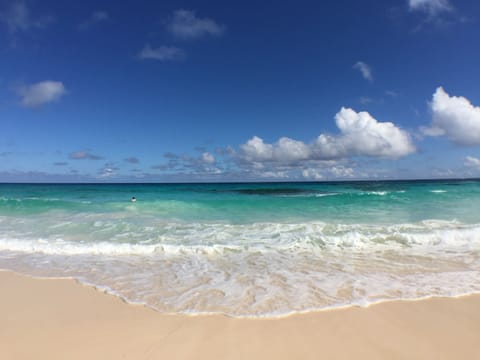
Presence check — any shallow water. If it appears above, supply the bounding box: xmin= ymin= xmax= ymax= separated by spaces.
xmin=1 ymin=180 xmax=480 ymax=316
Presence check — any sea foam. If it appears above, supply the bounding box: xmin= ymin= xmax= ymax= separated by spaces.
xmin=1 ymin=219 xmax=480 ymax=317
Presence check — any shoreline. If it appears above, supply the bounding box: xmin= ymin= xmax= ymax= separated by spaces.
xmin=4 ymin=269 xmax=480 ymax=319
xmin=1 ymin=270 xmax=480 ymax=359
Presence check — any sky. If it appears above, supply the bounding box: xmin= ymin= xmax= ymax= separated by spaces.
xmin=1 ymin=0 xmax=480 ymax=182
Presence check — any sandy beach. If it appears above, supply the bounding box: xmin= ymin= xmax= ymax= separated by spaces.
xmin=0 ymin=271 xmax=479 ymax=360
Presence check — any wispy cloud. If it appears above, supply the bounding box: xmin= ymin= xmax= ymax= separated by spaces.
xmin=353 ymin=61 xmax=373 ymax=82
xmin=465 ymin=156 xmax=480 ymax=169
xmin=167 ymin=9 xmax=225 ymax=40
xmin=69 ymin=151 xmax=103 ymax=160
xmin=407 ymin=0 xmax=461 ymax=29
xmin=16 ymin=81 xmax=67 ymax=108
xmin=53 ymin=162 xmax=68 ymax=166
xmin=138 ymin=44 xmax=185 ymax=61
xmin=78 ymin=10 xmax=109 ymax=31
xmin=0 ymin=1 xmax=53 ymax=34
xmin=97 ymin=162 xmax=119 ymax=178
xmin=408 ymin=0 xmax=453 ymax=17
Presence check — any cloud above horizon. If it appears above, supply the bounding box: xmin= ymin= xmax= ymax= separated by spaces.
xmin=16 ymin=81 xmax=66 ymax=108
xmin=422 ymin=87 xmax=480 ymax=146
xmin=167 ymin=10 xmax=225 ymax=40
xmin=240 ymin=107 xmax=415 ymax=166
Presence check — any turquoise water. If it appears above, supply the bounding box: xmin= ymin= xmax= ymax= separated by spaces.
xmin=1 ymin=180 xmax=480 ymax=316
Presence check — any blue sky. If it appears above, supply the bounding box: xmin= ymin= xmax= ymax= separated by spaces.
xmin=1 ymin=0 xmax=480 ymax=182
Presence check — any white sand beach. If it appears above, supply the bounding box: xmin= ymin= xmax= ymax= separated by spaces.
xmin=1 ymin=270 xmax=479 ymax=360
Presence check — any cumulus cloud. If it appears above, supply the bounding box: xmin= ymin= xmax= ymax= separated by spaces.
xmin=69 ymin=151 xmax=103 ymax=160
xmin=138 ymin=44 xmax=185 ymax=61
xmin=17 ymin=81 xmax=66 ymax=108
xmin=240 ymin=107 xmax=415 ymax=165
xmin=241 ymin=136 xmax=310 ymax=163
xmin=302 ymin=165 xmax=355 ymax=180
xmin=167 ymin=10 xmax=225 ymax=39
xmin=353 ymin=61 xmax=373 ymax=82
xmin=0 ymin=1 xmax=53 ymax=33
xmin=422 ymin=87 xmax=480 ymax=146
xmin=78 ymin=10 xmax=109 ymax=30
xmin=408 ymin=0 xmax=453 ymax=16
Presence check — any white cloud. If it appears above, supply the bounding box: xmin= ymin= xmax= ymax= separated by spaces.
xmin=201 ymin=152 xmax=215 ymax=164
xmin=330 ymin=166 xmax=355 ymax=178
xmin=167 ymin=10 xmax=225 ymax=39
xmin=423 ymin=87 xmax=480 ymax=146
xmin=17 ymin=81 xmax=66 ymax=108
xmin=353 ymin=61 xmax=373 ymax=82
xmin=0 ymin=1 xmax=52 ymax=33
xmin=408 ymin=0 xmax=453 ymax=16
xmin=465 ymin=156 xmax=480 ymax=168
xmin=138 ymin=44 xmax=185 ymax=61
xmin=301 ymin=164 xmax=356 ymax=180
xmin=330 ymin=107 xmax=415 ymax=158
xmin=241 ymin=136 xmax=310 ymax=163
xmin=240 ymin=108 xmax=415 ymax=164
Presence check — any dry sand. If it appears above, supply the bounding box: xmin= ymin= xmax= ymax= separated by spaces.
xmin=1 ymin=270 xmax=479 ymax=360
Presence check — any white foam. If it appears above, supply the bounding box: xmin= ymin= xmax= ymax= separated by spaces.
xmin=0 ymin=220 xmax=479 ymax=256
xmin=2 ymin=219 xmax=480 ymax=317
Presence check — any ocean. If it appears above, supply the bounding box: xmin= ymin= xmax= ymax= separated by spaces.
xmin=1 ymin=180 xmax=479 ymax=317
